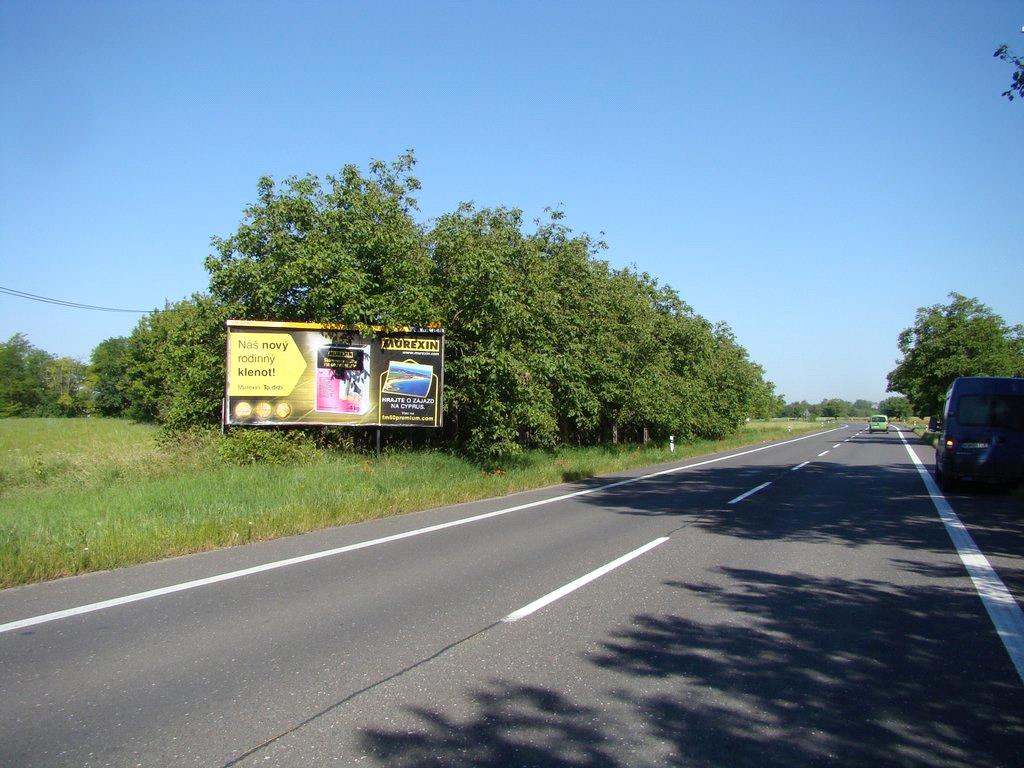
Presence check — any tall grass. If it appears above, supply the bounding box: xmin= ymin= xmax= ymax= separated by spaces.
xmin=0 ymin=418 xmax=826 ymax=587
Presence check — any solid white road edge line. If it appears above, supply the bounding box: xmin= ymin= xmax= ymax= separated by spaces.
xmin=0 ymin=425 xmax=850 ymax=636
xmin=896 ymin=428 xmax=1024 ymax=684
xmin=502 ymin=538 xmax=669 ymax=622
xmin=728 ymin=481 xmax=772 ymax=505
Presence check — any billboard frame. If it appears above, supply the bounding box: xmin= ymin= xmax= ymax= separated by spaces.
xmin=223 ymin=319 xmax=444 ymax=430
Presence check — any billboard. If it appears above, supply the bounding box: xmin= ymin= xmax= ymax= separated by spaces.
xmin=224 ymin=320 xmax=444 ymax=428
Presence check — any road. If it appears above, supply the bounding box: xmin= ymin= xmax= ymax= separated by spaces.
xmin=1 ymin=425 xmax=1022 ymax=767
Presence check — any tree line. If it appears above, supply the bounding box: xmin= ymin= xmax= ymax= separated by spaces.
xmin=6 ymin=160 xmax=1020 ymax=451
xmin=0 ymin=334 xmax=90 ymax=417
xmin=2 ymin=154 xmax=782 ymax=461
xmin=777 ymin=396 xmax=912 ymax=420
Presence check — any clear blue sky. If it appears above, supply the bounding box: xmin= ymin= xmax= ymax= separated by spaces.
xmin=1 ymin=1 xmax=1021 ymax=403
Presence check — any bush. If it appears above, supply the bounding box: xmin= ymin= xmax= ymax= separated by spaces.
xmin=217 ymin=428 xmax=318 ymax=465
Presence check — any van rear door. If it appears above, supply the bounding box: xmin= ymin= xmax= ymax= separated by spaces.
xmin=953 ymin=393 xmax=1024 ymax=483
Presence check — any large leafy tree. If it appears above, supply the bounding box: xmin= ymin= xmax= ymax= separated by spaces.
xmin=430 ymin=204 xmax=563 ymax=459
xmin=887 ymin=293 xmax=1024 ymax=416
xmin=206 ymin=152 xmax=433 ymax=328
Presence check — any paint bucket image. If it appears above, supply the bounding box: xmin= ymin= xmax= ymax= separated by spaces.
xmin=315 ymin=345 xmax=371 ymax=414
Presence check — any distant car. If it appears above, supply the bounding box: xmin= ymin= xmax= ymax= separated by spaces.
xmin=868 ymin=414 xmax=889 ymax=433
xmin=935 ymin=376 xmax=1024 ymax=491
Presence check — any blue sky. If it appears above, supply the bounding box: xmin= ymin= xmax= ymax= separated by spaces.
xmin=1 ymin=1 xmax=1021 ymax=403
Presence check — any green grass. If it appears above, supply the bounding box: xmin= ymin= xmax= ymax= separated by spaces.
xmin=0 ymin=418 xmax=215 ymax=493
xmin=911 ymin=423 xmax=939 ymax=447
xmin=0 ymin=418 xmax=828 ymax=587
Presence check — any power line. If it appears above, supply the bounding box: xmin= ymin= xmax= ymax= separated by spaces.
xmin=0 ymin=285 xmax=153 ymax=314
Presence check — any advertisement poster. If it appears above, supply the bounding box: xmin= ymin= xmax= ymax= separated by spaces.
xmin=224 ymin=320 xmax=443 ymax=427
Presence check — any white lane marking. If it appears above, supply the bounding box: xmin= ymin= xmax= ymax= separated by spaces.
xmin=791 ymin=461 xmax=811 ymax=472
xmin=728 ymin=481 xmax=772 ymax=505
xmin=503 ymin=538 xmax=669 ymax=622
xmin=896 ymin=429 xmax=1024 ymax=683
xmin=817 ymin=451 xmax=829 ymax=457
xmin=0 ymin=426 xmax=849 ymax=636
xmin=832 ymin=444 xmax=841 ymax=449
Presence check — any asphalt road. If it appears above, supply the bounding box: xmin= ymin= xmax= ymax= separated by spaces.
xmin=2 ymin=425 xmax=1022 ymax=767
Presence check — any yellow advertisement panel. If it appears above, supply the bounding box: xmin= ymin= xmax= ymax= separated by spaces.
xmin=224 ymin=320 xmax=444 ymax=427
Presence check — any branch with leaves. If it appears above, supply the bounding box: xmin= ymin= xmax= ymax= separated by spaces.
xmin=994 ymin=44 xmax=1024 ymax=101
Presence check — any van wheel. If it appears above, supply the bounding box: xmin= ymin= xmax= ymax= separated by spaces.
xmin=936 ymin=468 xmax=956 ymax=493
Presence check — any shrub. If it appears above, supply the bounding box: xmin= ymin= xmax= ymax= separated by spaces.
xmin=217 ymin=428 xmax=318 ymax=465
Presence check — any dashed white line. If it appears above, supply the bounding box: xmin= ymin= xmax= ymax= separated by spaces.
xmin=791 ymin=461 xmax=811 ymax=472
xmin=895 ymin=429 xmax=1024 ymax=683
xmin=728 ymin=481 xmax=772 ymax=505
xmin=0 ymin=425 xmax=850 ymax=636
xmin=817 ymin=450 xmax=829 ymax=457
xmin=503 ymin=537 xmax=669 ymax=622
xmin=832 ymin=443 xmax=841 ymax=449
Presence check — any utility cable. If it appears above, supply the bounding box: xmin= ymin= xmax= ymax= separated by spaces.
xmin=0 ymin=285 xmax=152 ymax=313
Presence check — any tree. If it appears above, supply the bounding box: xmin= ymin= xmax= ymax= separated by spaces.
xmin=85 ymin=337 xmax=132 ymax=416
xmin=887 ymin=293 xmax=1024 ymax=416
xmin=0 ymin=333 xmax=55 ymax=416
xmin=206 ymin=152 xmax=433 ymax=328
xmin=850 ymin=399 xmax=875 ymax=417
xmin=429 ymin=204 xmax=563 ymax=459
xmin=44 ymin=356 xmax=88 ymax=415
xmin=878 ymin=395 xmax=912 ymax=419
xmin=819 ymin=398 xmax=852 ymax=418
xmin=994 ymin=44 xmax=1024 ymax=101
xmin=120 ymin=295 xmax=227 ymax=426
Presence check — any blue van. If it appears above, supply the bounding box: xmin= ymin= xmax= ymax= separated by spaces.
xmin=934 ymin=376 xmax=1024 ymax=491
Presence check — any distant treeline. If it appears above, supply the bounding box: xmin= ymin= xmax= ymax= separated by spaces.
xmin=1 ymin=154 xmax=784 ymax=460
xmin=777 ymin=396 xmax=912 ymax=420
xmin=0 ymin=334 xmax=90 ymax=418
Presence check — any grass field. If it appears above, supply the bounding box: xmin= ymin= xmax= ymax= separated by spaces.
xmin=0 ymin=418 xmax=829 ymax=587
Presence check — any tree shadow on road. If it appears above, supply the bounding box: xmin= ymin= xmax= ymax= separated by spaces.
xmin=359 ymin=441 xmax=1024 ymax=767
xmin=360 ymin=682 xmax=622 ymax=767
xmin=589 ymin=568 xmax=1024 ymax=768
xmin=360 ymin=567 xmax=1024 ymax=767
xmin=573 ymin=460 xmax=962 ymax=556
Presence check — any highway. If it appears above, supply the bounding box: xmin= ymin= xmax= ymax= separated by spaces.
xmin=1 ymin=425 xmax=1022 ymax=767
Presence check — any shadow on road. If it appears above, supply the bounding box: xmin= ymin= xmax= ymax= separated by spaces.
xmin=359 ymin=567 xmax=1024 ymax=767
xmin=567 ymin=459 xmax=960 ymax=556
xmin=359 ymin=682 xmax=620 ymax=767
xmin=589 ymin=568 xmax=1024 ymax=767
xmin=359 ymin=442 xmax=1024 ymax=767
